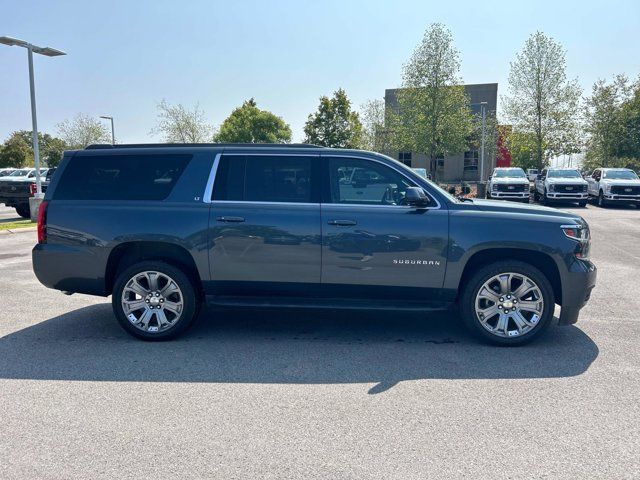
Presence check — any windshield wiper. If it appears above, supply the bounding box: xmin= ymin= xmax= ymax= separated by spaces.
xmin=457 ymin=196 xmax=473 ymax=202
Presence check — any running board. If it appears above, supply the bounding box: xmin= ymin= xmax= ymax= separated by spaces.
xmin=205 ymin=295 xmax=451 ymax=312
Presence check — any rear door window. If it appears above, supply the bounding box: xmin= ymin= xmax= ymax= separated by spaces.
xmin=212 ymin=155 xmax=317 ymax=203
xmin=54 ymin=154 xmax=192 ymax=200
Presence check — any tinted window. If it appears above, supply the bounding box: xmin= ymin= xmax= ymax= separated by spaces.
xmin=213 ymin=155 xmax=314 ymax=203
xmin=328 ymin=157 xmax=414 ymax=205
xmin=54 ymin=154 xmax=191 ymax=201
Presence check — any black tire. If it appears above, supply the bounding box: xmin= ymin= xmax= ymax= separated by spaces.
xmin=598 ymin=190 xmax=607 ymax=208
xmin=15 ymin=204 xmax=30 ymax=218
xmin=533 ymin=190 xmax=540 ymax=202
xmin=578 ymin=201 xmax=587 ymax=208
xmin=112 ymin=260 xmax=200 ymax=341
xmin=541 ymin=189 xmax=548 ymax=205
xmin=460 ymin=260 xmax=555 ymax=346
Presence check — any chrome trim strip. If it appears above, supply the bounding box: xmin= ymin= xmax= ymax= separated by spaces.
xmin=211 ymin=200 xmax=318 ymax=207
xmin=202 ymin=153 xmax=221 ymax=204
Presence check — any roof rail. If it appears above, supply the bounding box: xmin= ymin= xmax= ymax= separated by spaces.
xmin=85 ymin=143 xmax=324 ymax=150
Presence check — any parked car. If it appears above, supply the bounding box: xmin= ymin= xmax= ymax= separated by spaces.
xmin=586 ymin=168 xmax=640 ymax=208
xmin=526 ymin=168 xmax=539 ymax=182
xmin=486 ymin=167 xmax=530 ymax=203
xmin=33 ymin=144 xmax=596 ymax=345
xmin=0 ymin=168 xmax=17 ymax=177
xmin=0 ymin=168 xmax=49 ymax=217
xmin=411 ymin=168 xmax=432 ymax=180
xmin=533 ymin=168 xmax=588 ymax=207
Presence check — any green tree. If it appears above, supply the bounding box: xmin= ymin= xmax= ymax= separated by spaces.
xmin=0 ymin=133 xmax=32 ymax=168
xmin=584 ymin=75 xmax=631 ymax=170
xmin=57 ymin=113 xmax=111 ymax=148
xmin=614 ymin=77 xmax=640 ymax=165
xmin=393 ymin=23 xmax=473 ymax=178
xmin=503 ymin=130 xmax=539 ymax=170
xmin=502 ymin=31 xmax=582 ymax=171
xmin=152 ymin=100 xmax=214 ymax=143
xmin=15 ymin=131 xmax=68 ymax=167
xmin=215 ymin=99 xmax=291 ymax=143
xmin=303 ymin=89 xmax=362 ymax=148
xmin=359 ymin=99 xmax=396 ymax=153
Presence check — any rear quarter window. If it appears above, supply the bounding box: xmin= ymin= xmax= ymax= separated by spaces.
xmin=54 ymin=154 xmax=192 ymax=201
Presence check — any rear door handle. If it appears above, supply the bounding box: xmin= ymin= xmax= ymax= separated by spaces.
xmin=217 ymin=216 xmax=245 ymax=223
xmin=328 ymin=219 xmax=357 ymax=226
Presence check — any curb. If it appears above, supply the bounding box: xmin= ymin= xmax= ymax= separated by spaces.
xmin=0 ymin=226 xmax=37 ymax=235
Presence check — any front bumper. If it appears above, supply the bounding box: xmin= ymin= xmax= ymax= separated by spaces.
xmin=489 ymin=192 xmax=530 ymax=200
xmin=547 ymin=192 xmax=588 ymax=200
xmin=602 ymin=193 xmax=640 ymax=202
xmin=558 ymin=259 xmax=597 ymax=325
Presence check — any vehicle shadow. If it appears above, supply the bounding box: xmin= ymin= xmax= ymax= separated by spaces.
xmin=0 ymin=304 xmax=599 ymax=394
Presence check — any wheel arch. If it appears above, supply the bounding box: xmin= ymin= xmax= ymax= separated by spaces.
xmin=458 ymin=248 xmax=562 ymax=305
xmin=105 ymin=241 xmax=203 ymax=297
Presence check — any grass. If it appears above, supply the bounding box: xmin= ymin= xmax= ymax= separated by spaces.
xmin=0 ymin=219 xmax=35 ymax=231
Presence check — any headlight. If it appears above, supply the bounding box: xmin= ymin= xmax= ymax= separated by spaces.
xmin=583 ymin=185 xmax=588 ymax=192
xmin=492 ymin=184 xmax=498 ymax=190
xmin=549 ymin=184 xmax=555 ymax=191
xmin=561 ymin=225 xmax=591 ymax=261
xmin=604 ymin=184 xmax=611 ymax=193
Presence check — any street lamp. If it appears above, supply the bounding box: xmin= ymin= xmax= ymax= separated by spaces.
xmin=480 ymin=101 xmax=487 ymax=183
xmin=100 ymin=116 xmax=115 ymax=145
xmin=0 ymin=36 xmax=66 ymax=199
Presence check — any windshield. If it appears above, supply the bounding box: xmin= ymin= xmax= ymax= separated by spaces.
xmin=8 ymin=170 xmax=31 ymax=177
xmin=548 ymin=169 xmax=582 ymax=178
xmin=494 ymin=169 xmax=526 ymax=178
xmin=603 ymin=169 xmax=639 ymax=180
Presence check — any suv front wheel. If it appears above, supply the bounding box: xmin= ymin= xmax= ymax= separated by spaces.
xmin=112 ymin=261 xmax=199 ymax=340
xmin=460 ymin=260 xmax=555 ymax=345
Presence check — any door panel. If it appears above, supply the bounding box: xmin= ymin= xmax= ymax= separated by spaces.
xmin=207 ymin=154 xmax=321 ymax=296
xmin=209 ymin=202 xmax=321 ymax=292
xmin=321 ymin=205 xmax=448 ymax=295
xmin=321 ymin=156 xmax=449 ymax=300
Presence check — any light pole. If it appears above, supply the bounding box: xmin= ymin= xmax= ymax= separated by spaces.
xmin=480 ymin=101 xmax=487 ymax=183
xmin=0 ymin=36 xmax=66 ymax=199
xmin=100 ymin=115 xmax=115 ymax=144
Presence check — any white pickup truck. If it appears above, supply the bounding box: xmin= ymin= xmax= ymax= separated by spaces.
xmin=533 ymin=168 xmax=588 ymax=207
xmin=586 ymin=168 xmax=640 ymax=207
xmin=486 ymin=167 xmax=530 ymax=202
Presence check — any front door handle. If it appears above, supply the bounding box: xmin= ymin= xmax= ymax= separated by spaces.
xmin=328 ymin=219 xmax=357 ymax=226
xmin=217 ymin=216 xmax=245 ymax=223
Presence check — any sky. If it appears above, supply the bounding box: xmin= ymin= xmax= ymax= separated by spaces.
xmin=1 ymin=0 xmax=639 ymax=144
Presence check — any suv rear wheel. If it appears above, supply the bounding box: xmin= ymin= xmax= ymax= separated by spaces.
xmin=112 ymin=261 xmax=199 ymax=341
xmin=460 ymin=260 xmax=554 ymax=345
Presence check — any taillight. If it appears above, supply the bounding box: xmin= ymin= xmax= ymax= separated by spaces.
xmin=37 ymin=200 xmax=48 ymax=244
xmin=29 ymin=183 xmax=37 ymax=196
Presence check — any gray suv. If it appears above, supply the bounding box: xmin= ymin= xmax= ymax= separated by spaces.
xmin=33 ymin=144 xmax=597 ymax=345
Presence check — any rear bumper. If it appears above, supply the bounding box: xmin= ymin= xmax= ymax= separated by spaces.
xmin=558 ymin=259 xmax=597 ymax=325
xmin=32 ymin=243 xmax=107 ymax=296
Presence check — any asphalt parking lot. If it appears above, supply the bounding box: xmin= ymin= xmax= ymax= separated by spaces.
xmin=0 ymin=203 xmax=638 ymax=479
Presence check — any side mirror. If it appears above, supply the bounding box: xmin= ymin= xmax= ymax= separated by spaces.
xmin=405 ymin=187 xmax=430 ymax=207
xmin=488 ymin=175 xmax=492 ymax=180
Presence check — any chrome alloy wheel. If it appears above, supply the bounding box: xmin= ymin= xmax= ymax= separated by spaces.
xmin=120 ymin=271 xmax=184 ymax=333
xmin=474 ymin=272 xmax=545 ymax=338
